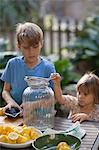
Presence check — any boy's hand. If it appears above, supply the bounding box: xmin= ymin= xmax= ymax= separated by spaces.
xmin=71 ymin=113 xmax=89 ymax=123
xmin=3 ymin=102 xmax=22 ymax=112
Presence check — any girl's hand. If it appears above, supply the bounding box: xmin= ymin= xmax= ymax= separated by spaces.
xmin=71 ymin=113 xmax=89 ymax=123
xmin=50 ymin=73 xmax=61 ymax=85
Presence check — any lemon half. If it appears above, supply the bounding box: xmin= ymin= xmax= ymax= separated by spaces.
xmin=57 ymin=142 xmax=71 ymax=150
xmin=8 ymin=132 xmax=19 ymax=141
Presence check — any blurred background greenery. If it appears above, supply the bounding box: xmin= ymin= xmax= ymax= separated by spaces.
xmin=0 ymin=0 xmax=99 ymax=111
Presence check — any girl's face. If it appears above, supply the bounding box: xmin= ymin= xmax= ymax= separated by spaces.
xmin=18 ymin=42 xmax=42 ymax=64
xmin=77 ymin=88 xmax=94 ymax=107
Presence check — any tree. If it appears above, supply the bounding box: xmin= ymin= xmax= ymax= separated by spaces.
xmin=0 ymin=0 xmax=41 ymax=50
xmin=65 ymin=16 xmax=99 ymax=75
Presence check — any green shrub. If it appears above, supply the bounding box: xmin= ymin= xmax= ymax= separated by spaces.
xmin=63 ymin=16 xmax=99 ymax=75
xmin=54 ymin=59 xmax=80 ymax=89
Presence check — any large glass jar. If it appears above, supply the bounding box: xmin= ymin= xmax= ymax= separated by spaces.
xmin=22 ymin=76 xmax=55 ymax=131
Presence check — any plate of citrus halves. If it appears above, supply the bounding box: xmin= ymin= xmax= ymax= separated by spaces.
xmin=0 ymin=124 xmax=42 ymax=148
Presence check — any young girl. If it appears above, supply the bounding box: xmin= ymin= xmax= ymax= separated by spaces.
xmin=0 ymin=22 xmax=56 ymax=111
xmin=51 ymin=72 xmax=99 ymax=122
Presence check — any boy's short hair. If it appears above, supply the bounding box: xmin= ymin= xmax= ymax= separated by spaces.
xmin=16 ymin=22 xmax=43 ymax=47
xmin=76 ymin=72 xmax=99 ymax=104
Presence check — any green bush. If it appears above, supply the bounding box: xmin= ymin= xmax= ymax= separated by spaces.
xmin=54 ymin=59 xmax=80 ymax=89
xmin=63 ymin=16 xmax=99 ymax=75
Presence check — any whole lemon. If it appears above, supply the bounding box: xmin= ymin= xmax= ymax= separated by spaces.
xmin=0 ymin=108 xmax=4 ymax=116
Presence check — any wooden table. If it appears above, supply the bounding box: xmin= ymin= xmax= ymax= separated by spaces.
xmin=0 ymin=117 xmax=99 ymax=150
xmin=54 ymin=117 xmax=99 ymax=150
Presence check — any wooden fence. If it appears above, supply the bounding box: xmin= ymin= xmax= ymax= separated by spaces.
xmin=41 ymin=19 xmax=80 ymax=59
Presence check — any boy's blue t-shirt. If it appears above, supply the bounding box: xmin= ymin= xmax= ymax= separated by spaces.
xmin=0 ymin=56 xmax=56 ymax=105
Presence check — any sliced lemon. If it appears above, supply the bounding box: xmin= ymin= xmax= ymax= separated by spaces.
xmin=0 ymin=135 xmax=8 ymax=143
xmin=16 ymin=134 xmax=28 ymax=144
xmin=7 ymin=138 xmax=17 ymax=144
xmin=57 ymin=142 xmax=71 ymax=150
xmin=21 ymin=127 xmax=31 ymax=135
xmin=30 ymin=130 xmax=40 ymax=140
xmin=13 ymin=126 xmax=23 ymax=134
xmin=0 ymin=125 xmax=3 ymax=134
xmin=22 ymin=133 xmax=31 ymax=141
xmin=8 ymin=132 xmax=19 ymax=141
xmin=3 ymin=125 xmax=14 ymax=135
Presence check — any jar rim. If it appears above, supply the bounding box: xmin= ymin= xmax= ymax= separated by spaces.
xmin=24 ymin=76 xmax=49 ymax=87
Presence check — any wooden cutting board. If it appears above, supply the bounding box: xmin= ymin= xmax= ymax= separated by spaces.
xmin=0 ymin=116 xmax=23 ymax=126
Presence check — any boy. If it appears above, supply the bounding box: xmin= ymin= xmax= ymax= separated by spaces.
xmin=1 ymin=22 xmax=56 ymax=111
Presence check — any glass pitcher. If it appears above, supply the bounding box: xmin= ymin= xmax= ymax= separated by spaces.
xmin=22 ymin=76 xmax=55 ymax=131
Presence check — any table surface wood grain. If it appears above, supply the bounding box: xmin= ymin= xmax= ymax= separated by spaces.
xmin=54 ymin=117 xmax=99 ymax=150
xmin=0 ymin=117 xmax=99 ymax=150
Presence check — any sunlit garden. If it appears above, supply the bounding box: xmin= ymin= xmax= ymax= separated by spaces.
xmin=0 ymin=0 xmax=99 ymax=107
xmin=0 ymin=1 xmax=99 ymax=149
